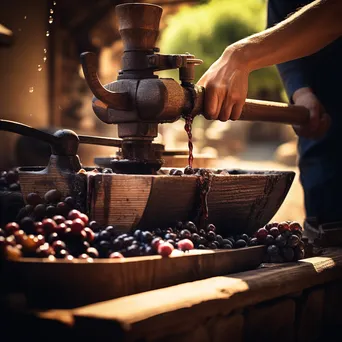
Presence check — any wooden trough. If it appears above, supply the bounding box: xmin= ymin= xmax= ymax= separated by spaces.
xmin=1 ymin=246 xmax=265 ymax=309
xmin=88 ymin=169 xmax=295 ymax=236
xmin=18 ymin=167 xmax=295 ymax=235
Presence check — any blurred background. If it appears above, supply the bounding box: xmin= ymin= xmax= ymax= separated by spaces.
xmin=0 ymin=0 xmax=304 ymax=222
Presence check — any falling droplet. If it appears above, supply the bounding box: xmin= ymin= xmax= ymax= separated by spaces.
xmin=29 ymin=87 xmax=34 ymax=93
xmin=46 ymin=31 xmax=50 ymax=36
xmin=53 ymin=1 xmax=56 ymax=5
xmin=50 ymin=9 xmax=54 ymax=14
xmin=18 ymin=28 xmax=22 ymax=32
xmin=49 ymin=16 xmax=53 ymax=24
xmin=24 ymin=16 xmax=27 ymax=20
xmin=44 ymin=48 xmax=47 ymax=53
xmin=43 ymin=56 xmax=47 ymax=62
xmin=29 ymin=114 xmax=32 ymax=117
xmin=38 ymin=65 xmax=42 ymax=71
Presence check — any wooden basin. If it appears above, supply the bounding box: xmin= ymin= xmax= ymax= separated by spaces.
xmin=1 ymin=246 xmax=265 ymax=308
xmin=89 ymin=169 xmax=295 ymax=235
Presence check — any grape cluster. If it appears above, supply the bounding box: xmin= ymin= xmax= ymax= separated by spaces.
xmin=169 ymin=167 xmax=229 ymax=176
xmin=254 ymin=221 xmax=305 ymax=263
xmin=0 ymin=208 xmax=97 ymax=261
xmin=0 ymin=187 xmax=306 ymax=263
xmin=16 ymin=189 xmax=81 ymax=222
xmin=91 ymin=221 xmax=252 ymax=259
xmin=0 ymin=170 xmax=20 ymax=191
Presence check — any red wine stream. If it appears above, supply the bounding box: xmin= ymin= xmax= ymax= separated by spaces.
xmin=184 ymin=115 xmax=194 ymax=169
xmin=184 ymin=115 xmax=213 ymax=228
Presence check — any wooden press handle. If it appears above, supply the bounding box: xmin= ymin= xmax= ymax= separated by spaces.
xmin=239 ymin=99 xmax=310 ymax=125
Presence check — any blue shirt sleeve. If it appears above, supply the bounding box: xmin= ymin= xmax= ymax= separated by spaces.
xmin=267 ymin=0 xmax=310 ymax=101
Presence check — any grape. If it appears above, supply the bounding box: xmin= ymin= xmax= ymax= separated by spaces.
xmin=158 ymin=242 xmax=174 ymax=257
xmin=269 ymin=227 xmax=280 ymax=238
xmin=267 ymin=245 xmax=280 ymax=256
xmin=265 ymin=235 xmax=275 ymax=246
xmin=44 ymin=189 xmax=62 ymax=204
xmin=183 ymin=221 xmax=197 ymax=233
xmin=287 ymin=234 xmax=300 ymax=248
xmin=278 ymin=222 xmax=290 ymax=234
xmin=256 ymin=228 xmax=268 ymax=242
xmin=235 ymin=239 xmax=247 ymax=248
xmin=275 ymin=235 xmax=287 ymax=247
xmin=282 ymin=247 xmax=295 ymax=262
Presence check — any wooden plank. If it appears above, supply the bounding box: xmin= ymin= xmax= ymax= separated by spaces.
xmin=296 ymin=287 xmax=325 ymax=341
xmin=244 ymin=299 xmax=295 ymax=342
xmin=70 ymin=248 xmax=342 ymax=341
xmin=2 ymin=246 xmax=264 ymax=309
xmin=90 ymin=173 xmax=153 ymax=229
xmin=90 ymin=170 xmax=295 ymax=234
xmin=205 ymin=314 xmax=243 ymax=342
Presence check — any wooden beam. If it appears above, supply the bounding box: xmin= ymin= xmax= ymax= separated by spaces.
xmin=33 ymin=248 xmax=342 ymax=341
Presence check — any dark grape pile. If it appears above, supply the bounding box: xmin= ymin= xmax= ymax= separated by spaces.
xmin=15 ymin=189 xmax=83 ymax=222
xmin=169 ymin=167 xmax=229 ymax=176
xmin=92 ymin=220 xmax=255 ymax=259
xmin=0 ymin=185 xmax=306 ymax=263
xmin=253 ymin=221 xmax=305 ymax=263
xmin=0 ymin=169 xmax=20 ymax=191
xmin=0 ymin=188 xmax=258 ymax=261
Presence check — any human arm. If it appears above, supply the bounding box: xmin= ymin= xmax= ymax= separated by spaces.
xmin=197 ymin=0 xmax=342 ymax=128
xmin=266 ymin=0 xmax=310 ymax=101
xmin=266 ymin=0 xmax=330 ymax=138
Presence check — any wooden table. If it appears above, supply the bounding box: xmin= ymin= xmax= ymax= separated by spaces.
xmin=2 ymin=248 xmax=342 ymax=342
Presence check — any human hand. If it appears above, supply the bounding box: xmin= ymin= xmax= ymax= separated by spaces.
xmin=292 ymin=87 xmax=330 ymax=139
xmin=197 ymin=44 xmax=250 ymax=122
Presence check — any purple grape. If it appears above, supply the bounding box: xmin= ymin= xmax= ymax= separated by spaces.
xmin=287 ymin=234 xmax=300 ymax=247
xmin=267 ymin=245 xmax=280 ymax=256
xmin=265 ymin=235 xmax=275 ymax=245
xmin=282 ymin=247 xmax=295 ymax=262
xmin=235 ymin=239 xmax=247 ymax=248
xmin=275 ymin=235 xmax=287 ymax=247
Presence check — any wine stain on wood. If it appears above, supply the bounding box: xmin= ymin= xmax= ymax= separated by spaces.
xmin=103 ymin=175 xmax=112 ymax=224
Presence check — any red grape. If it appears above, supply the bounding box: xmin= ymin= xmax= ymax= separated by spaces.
xmin=79 ymin=213 xmax=89 ymax=225
xmin=4 ymin=222 xmax=20 ymax=235
xmin=158 ymin=242 xmax=174 ymax=257
xmin=178 ymin=239 xmax=194 ymax=251
xmin=68 ymin=210 xmax=82 ymax=220
xmin=109 ymin=252 xmax=124 ymax=259
xmin=42 ymin=218 xmax=57 ymax=234
xmin=53 ymin=215 xmax=65 ymax=224
xmin=70 ymin=218 xmax=85 ymax=233
xmin=278 ymin=222 xmax=290 ymax=233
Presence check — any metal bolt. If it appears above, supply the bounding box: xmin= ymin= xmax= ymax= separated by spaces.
xmin=148 ymin=55 xmax=157 ymax=65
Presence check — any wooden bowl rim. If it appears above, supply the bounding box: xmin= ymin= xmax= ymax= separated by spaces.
xmin=6 ymin=245 xmax=265 ymax=265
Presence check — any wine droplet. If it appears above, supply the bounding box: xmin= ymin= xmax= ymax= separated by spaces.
xmin=53 ymin=1 xmax=56 ymax=5
xmin=44 ymin=48 xmax=47 ymax=53
xmin=43 ymin=56 xmax=47 ymax=62
xmin=50 ymin=9 xmax=54 ymax=14
xmin=49 ymin=16 xmax=53 ymax=24
xmin=24 ymin=16 xmax=27 ymax=19
xmin=29 ymin=87 xmax=34 ymax=93
xmin=46 ymin=31 xmax=50 ymax=37
xmin=38 ymin=65 xmax=42 ymax=71
xmin=18 ymin=28 xmax=22 ymax=32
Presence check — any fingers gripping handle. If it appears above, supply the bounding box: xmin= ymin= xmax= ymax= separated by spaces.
xmin=193 ymin=87 xmax=310 ymax=125
xmin=239 ymin=99 xmax=310 ymax=125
